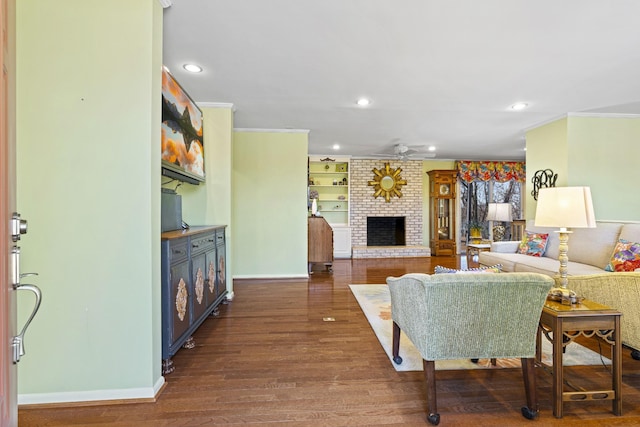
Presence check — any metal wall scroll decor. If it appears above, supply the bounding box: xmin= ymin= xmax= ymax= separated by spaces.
xmin=368 ymin=162 xmax=407 ymax=203
xmin=531 ymin=169 xmax=558 ymax=200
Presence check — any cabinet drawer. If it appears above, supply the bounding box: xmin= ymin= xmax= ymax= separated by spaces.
xmin=169 ymin=239 xmax=189 ymax=263
xmin=215 ymin=229 xmax=225 ymax=246
xmin=191 ymin=233 xmax=216 ymax=254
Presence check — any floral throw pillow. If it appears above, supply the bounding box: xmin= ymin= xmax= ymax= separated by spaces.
xmin=517 ymin=231 xmax=549 ymax=257
xmin=604 ymin=239 xmax=640 ymax=272
xmin=434 ymin=264 xmax=502 ymax=274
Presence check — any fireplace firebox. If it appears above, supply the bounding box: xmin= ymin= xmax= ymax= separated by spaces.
xmin=367 ymin=216 xmax=406 ymax=246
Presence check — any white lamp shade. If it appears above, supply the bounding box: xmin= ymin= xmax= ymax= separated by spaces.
xmin=486 ymin=203 xmax=512 ymax=222
xmin=534 ymin=187 xmax=596 ymax=229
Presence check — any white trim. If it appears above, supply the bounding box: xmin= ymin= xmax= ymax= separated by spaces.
xmin=157 ymin=0 xmax=172 ymax=8
xmin=18 ymin=376 xmax=165 ymax=405
xmin=523 ymin=111 xmax=640 ymax=133
xmin=522 ymin=114 xmax=568 ymax=133
xmin=197 ymin=102 xmax=235 ymax=111
xmin=232 ymin=274 xmax=310 ymax=279
xmin=234 ymin=128 xmax=310 ymax=134
xmin=567 ymin=112 xmax=640 ymax=119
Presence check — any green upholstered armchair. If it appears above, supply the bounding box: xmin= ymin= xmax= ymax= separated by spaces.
xmin=386 ymin=272 xmax=554 ymax=425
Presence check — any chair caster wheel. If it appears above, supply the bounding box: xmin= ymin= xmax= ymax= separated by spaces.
xmin=521 ymin=406 xmax=539 ymax=420
xmin=632 ymin=349 xmax=640 ymax=361
xmin=393 ymin=355 xmax=403 ymax=364
xmin=427 ymin=413 xmax=440 ymax=425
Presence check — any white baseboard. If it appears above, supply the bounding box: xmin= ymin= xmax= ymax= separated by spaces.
xmin=18 ymin=376 xmax=165 ymax=406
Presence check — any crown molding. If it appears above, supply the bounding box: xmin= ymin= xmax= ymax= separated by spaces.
xmin=197 ymin=102 xmax=235 ymax=111
xmin=522 ymin=114 xmax=568 ymax=133
xmin=157 ymin=0 xmax=172 ymax=8
xmin=567 ymin=112 xmax=640 ymax=119
xmin=524 ymin=111 xmax=640 ymax=134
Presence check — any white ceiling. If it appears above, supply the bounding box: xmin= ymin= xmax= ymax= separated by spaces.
xmin=162 ymin=0 xmax=640 ymax=161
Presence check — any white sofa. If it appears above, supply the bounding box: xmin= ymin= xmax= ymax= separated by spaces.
xmin=479 ymin=220 xmax=640 ymax=276
xmin=479 ymin=220 xmax=640 ymax=358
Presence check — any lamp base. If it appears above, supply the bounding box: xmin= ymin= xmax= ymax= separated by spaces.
xmin=492 ymin=225 xmax=506 ymax=241
xmin=547 ymin=287 xmax=583 ymax=305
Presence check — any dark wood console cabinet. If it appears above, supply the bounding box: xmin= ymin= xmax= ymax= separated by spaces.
xmin=161 ymin=225 xmax=227 ymax=374
xmin=308 ymin=216 xmax=333 ymax=273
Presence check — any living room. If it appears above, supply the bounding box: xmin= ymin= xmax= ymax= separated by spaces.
xmin=10 ymin=1 xmax=640 ymax=424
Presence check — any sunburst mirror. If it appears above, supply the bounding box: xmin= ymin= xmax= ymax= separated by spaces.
xmin=368 ymin=162 xmax=407 ymax=202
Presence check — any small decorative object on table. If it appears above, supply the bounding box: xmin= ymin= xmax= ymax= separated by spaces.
xmin=468 ymin=220 xmax=483 ymax=243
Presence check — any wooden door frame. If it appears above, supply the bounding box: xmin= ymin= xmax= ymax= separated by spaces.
xmin=1 ymin=0 xmax=18 ymax=424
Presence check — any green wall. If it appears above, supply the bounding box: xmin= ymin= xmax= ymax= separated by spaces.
xmin=16 ymin=0 xmax=163 ymax=402
xmin=524 ymin=117 xmax=569 ymax=218
xmin=164 ymin=105 xmax=235 ymax=295
xmin=232 ymin=131 xmax=308 ymax=278
xmin=567 ymin=116 xmax=640 ymax=221
xmin=526 ymin=115 xmax=640 ymax=221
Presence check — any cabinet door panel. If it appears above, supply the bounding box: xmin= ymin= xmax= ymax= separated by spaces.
xmin=205 ymin=248 xmax=217 ymax=308
xmin=191 ymin=252 xmax=207 ymax=320
xmin=215 ymin=229 xmax=226 ymax=299
xmin=170 ymin=261 xmax=191 ymax=342
xmin=216 ymin=243 xmax=226 ymax=299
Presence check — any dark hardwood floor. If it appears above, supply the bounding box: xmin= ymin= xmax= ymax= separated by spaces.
xmin=19 ymin=256 xmax=640 ymax=426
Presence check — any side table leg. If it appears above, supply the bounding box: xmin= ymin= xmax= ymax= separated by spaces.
xmin=552 ymin=318 xmax=564 ymax=418
xmin=613 ymin=315 xmax=622 ymax=415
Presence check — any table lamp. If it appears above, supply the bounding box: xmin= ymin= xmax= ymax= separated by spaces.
xmin=486 ymin=203 xmax=512 ymax=241
xmin=534 ymin=186 xmax=596 ymax=304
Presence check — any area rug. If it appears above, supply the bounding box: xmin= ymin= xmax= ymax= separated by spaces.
xmin=349 ymin=284 xmax=611 ymax=372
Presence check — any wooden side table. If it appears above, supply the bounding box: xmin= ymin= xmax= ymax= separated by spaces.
xmin=537 ymin=299 xmax=622 ymax=418
xmin=466 ymin=242 xmax=491 ymax=264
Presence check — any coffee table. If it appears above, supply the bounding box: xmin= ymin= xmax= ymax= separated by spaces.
xmin=537 ymin=298 xmax=622 ymax=418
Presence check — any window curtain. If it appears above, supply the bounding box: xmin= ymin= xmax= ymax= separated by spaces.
xmin=456 ymin=161 xmax=526 ymax=183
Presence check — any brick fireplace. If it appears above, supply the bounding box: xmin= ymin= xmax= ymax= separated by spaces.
xmin=350 ymin=159 xmax=430 ymax=258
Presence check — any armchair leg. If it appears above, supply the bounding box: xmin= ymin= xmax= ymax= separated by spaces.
xmin=423 ymin=359 xmax=440 ymax=425
xmin=392 ymin=321 xmax=403 ymax=364
xmin=520 ymin=357 xmax=539 ymax=420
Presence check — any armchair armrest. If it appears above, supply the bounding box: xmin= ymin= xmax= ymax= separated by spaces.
xmin=490 ymin=241 xmax=520 ymax=253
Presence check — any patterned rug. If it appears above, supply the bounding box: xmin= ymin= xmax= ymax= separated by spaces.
xmin=349 ymin=284 xmax=611 ymax=372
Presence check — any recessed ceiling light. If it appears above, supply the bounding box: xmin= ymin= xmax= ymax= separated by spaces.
xmin=332 ymin=144 xmax=340 ymax=150
xmin=183 ymin=64 xmax=203 ymax=73
xmin=356 ymin=98 xmax=371 ymax=107
xmin=510 ymin=102 xmax=528 ymax=111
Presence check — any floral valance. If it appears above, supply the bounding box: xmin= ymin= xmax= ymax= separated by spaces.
xmin=456 ymin=161 xmax=526 ymax=183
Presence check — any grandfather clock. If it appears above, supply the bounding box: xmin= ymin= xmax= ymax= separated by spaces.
xmin=427 ymin=170 xmax=457 ymax=256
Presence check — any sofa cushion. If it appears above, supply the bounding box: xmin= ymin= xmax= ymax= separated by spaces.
xmin=478 ymin=252 xmax=518 ymax=272
xmin=620 ymin=223 xmax=640 ymax=242
xmin=517 ymin=231 xmax=549 ymax=257
xmin=524 ymin=220 xmax=559 ymax=259
xmin=604 ymin=239 xmax=640 ymax=272
xmin=569 ymin=222 xmax=623 ymax=268
xmin=512 ymin=257 xmax=605 ymax=276
xmin=435 ymin=264 xmax=502 ymax=274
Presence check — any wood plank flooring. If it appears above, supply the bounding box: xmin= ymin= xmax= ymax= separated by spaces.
xmin=19 ymin=256 xmax=640 ymax=426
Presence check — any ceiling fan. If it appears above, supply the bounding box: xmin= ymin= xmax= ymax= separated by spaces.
xmin=367 ymin=142 xmax=436 ymax=160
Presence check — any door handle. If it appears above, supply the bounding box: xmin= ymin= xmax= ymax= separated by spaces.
xmin=12 ymin=283 xmax=42 ymax=363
